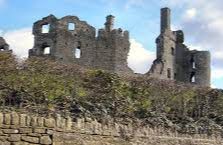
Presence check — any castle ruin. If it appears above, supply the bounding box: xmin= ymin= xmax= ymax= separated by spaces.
xmin=147 ymin=8 xmax=211 ymax=86
xmin=0 ymin=7 xmax=210 ymax=86
xmin=28 ymin=15 xmax=133 ymax=74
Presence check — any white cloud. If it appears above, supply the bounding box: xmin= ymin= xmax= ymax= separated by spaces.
xmin=2 ymin=27 xmax=154 ymax=74
xmin=3 ymin=28 xmax=34 ymax=58
xmin=162 ymin=0 xmax=223 ymax=88
xmin=128 ymin=39 xmax=155 ymax=74
xmin=183 ymin=8 xmax=197 ymax=20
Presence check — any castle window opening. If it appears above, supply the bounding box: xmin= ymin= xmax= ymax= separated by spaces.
xmin=74 ymin=47 xmax=81 ymax=58
xmin=190 ymin=55 xmax=196 ymax=69
xmin=192 ymin=62 xmax=196 ymax=69
xmin=171 ymin=47 xmax=175 ymax=55
xmin=190 ymin=72 xmax=196 ymax=83
xmin=0 ymin=47 xmax=4 ymax=51
xmin=167 ymin=68 xmax=171 ymax=78
xmin=42 ymin=24 xmax=50 ymax=33
xmin=43 ymin=47 xmax=50 ymax=55
xmin=68 ymin=23 xmax=75 ymax=30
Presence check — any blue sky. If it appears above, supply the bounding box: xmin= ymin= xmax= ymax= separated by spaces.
xmin=0 ymin=0 xmax=222 ymax=89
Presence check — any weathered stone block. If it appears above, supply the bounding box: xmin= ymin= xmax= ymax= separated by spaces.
xmin=21 ymin=136 xmax=39 ymax=144
xmin=0 ymin=141 xmax=10 ymax=145
xmin=66 ymin=117 xmax=72 ymax=130
xmin=0 ymin=135 xmax=8 ymax=141
xmin=56 ymin=114 xmax=62 ymax=128
xmin=31 ymin=116 xmax=37 ymax=127
xmin=0 ymin=113 xmax=3 ymax=127
xmin=37 ymin=117 xmax=44 ymax=127
xmin=19 ymin=128 xmax=32 ymax=134
xmin=11 ymin=142 xmax=29 ymax=145
xmin=26 ymin=116 xmax=31 ymax=126
xmin=44 ymin=118 xmax=55 ymax=128
xmin=11 ymin=112 xmax=19 ymax=125
xmin=8 ymin=134 xmax=21 ymax=142
xmin=4 ymin=114 xmax=11 ymax=125
xmin=46 ymin=129 xmax=54 ymax=135
xmin=40 ymin=136 xmax=52 ymax=144
xmin=33 ymin=128 xmax=46 ymax=134
xmin=20 ymin=114 xmax=27 ymax=127
xmin=2 ymin=129 xmax=19 ymax=134
xmin=27 ymin=133 xmax=42 ymax=137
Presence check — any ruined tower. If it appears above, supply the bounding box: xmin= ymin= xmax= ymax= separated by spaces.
xmin=148 ymin=7 xmax=211 ymax=87
xmin=94 ymin=15 xmax=133 ymax=73
xmin=29 ymin=15 xmax=133 ymax=74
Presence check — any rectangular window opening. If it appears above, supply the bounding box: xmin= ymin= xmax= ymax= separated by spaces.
xmin=42 ymin=24 xmax=50 ymax=33
xmin=74 ymin=47 xmax=81 ymax=58
xmin=190 ymin=72 xmax=196 ymax=83
xmin=68 ymin=23 xmax=75 ymax=31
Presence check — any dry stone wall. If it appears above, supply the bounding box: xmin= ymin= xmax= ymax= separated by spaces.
xmin=0 ymin=111 xmax=222 ymax=145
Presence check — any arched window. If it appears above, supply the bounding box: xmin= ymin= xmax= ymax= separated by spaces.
xmin=43 ymin=47 xmax=50 ymax=55
xmin=0 ymin=47 xmax=4 ymax=51
xmin=42 ymin=24 xmax=50 ymax=33
xmin=68 ymin=23 xmax=75 ymax=31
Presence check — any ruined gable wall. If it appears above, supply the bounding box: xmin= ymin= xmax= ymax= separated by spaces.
xmin=55 ymin=16 xmax=96 ymax=66
xmin=149 ymin=30 xmax=176 ymax=80
xmin=29 ymin=15 xmax=58 ymax=57
xmin=29 ymin=15 xmax=133 ymax=74
xmin=0 ymin=111 xmax=221 ymax=145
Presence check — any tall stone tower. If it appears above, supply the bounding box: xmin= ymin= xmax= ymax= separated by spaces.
xmin=94 ymin=15 xmax=133 ymax=73
xmin=148 ymin=7 xmax=211 ymax=87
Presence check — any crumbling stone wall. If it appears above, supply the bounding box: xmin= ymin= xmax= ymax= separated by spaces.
xmin=148 ymin=8 xmax=211 ymax=87
xmin=0 ymin=37 xmax=9 ymax=51
xmin=28 ymin=8 xmax=211 ymax=86
xmin=29 ymin=14 xmax=133 ymax=74
xmin=0 ymin=111 xmax=222 ymax=145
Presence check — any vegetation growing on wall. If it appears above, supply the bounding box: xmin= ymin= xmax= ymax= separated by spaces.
xmin=0 ymin=53 xmax=223 ymax=135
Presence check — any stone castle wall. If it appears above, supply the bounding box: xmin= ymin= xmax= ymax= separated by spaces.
xmin=148 ymin=8 xmax=211 ymax=87
xmin=29 ymin=15 xmax=133 ymax=74
xmin=0 ymin=37 xmax=9 ymax=51
xmin=2 ymin=7 xmax=211 ymax=86
xmin=0 ymin=111 xmax=222 ymax=145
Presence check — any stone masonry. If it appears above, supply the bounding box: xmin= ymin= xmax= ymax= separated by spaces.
xmin=0 ymin=111 xmax=222 ymax=145
xmin=28 ymin=15 xmax=133 ymax=74
xmin=27 ymin=7 xmax=211 ymax=86
xmin=147 ymin=8 xmax=211 ymax=87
